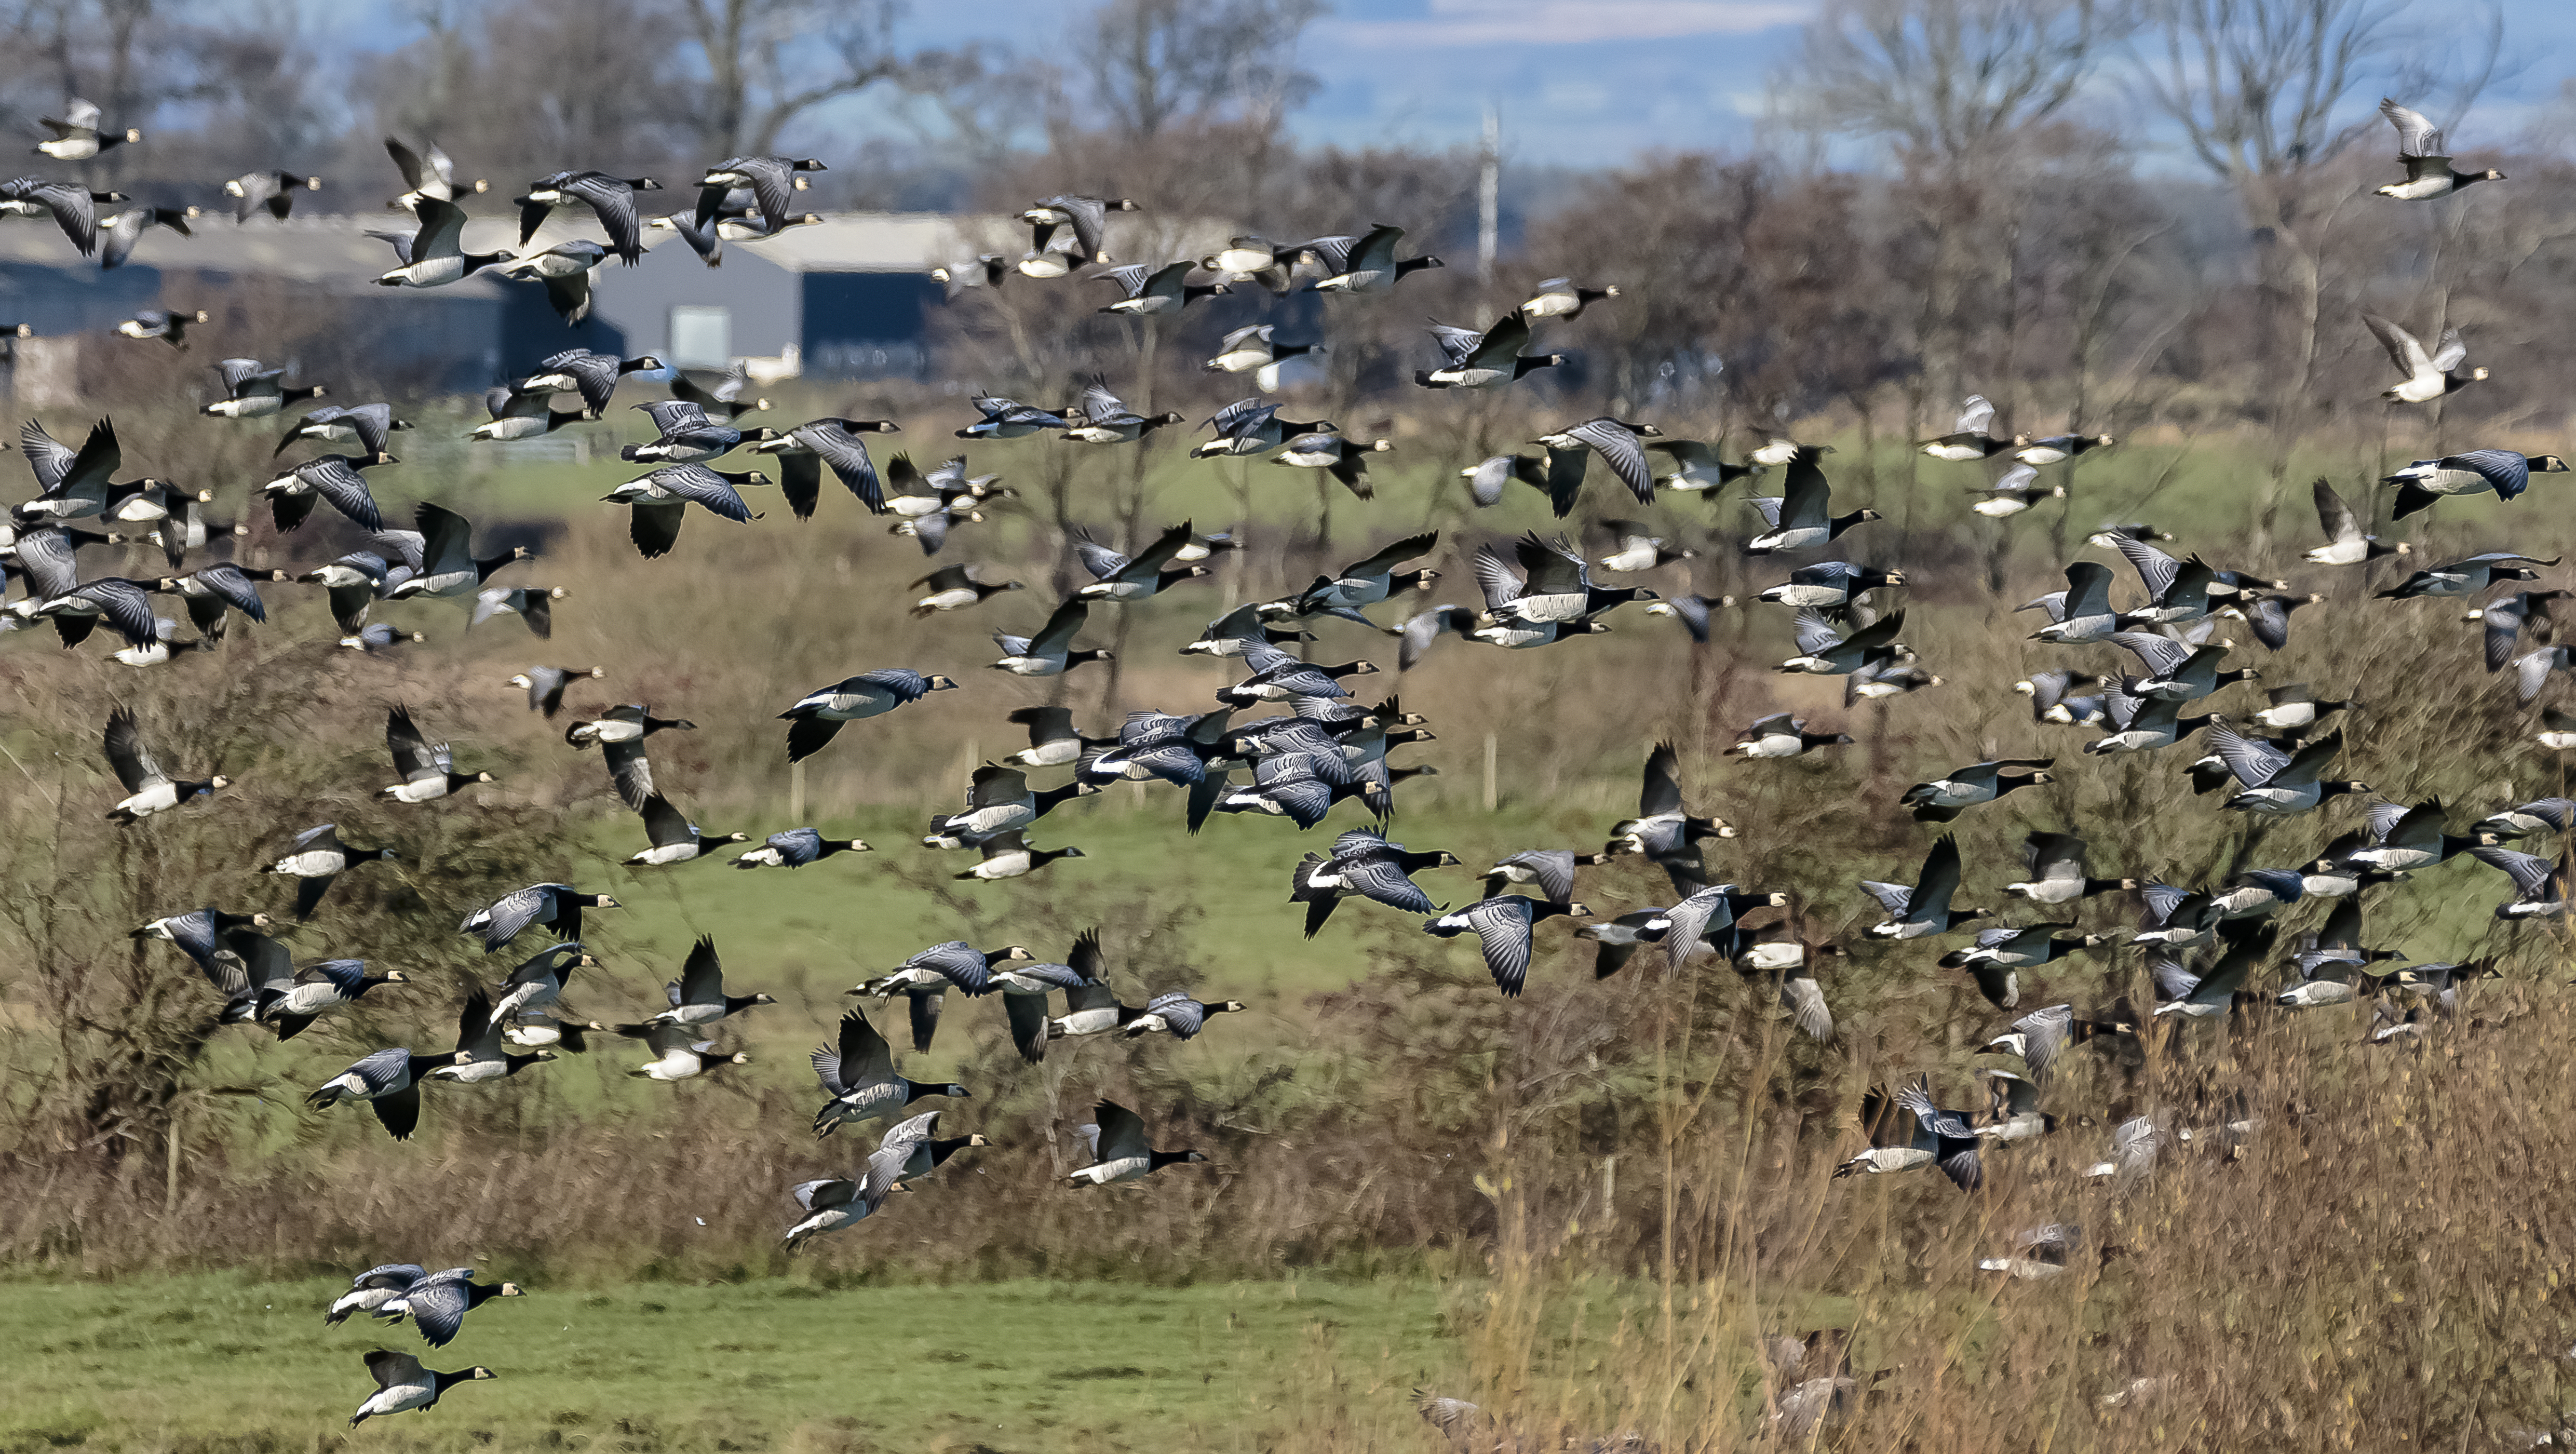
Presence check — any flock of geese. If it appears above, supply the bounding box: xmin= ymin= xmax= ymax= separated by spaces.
xmin=0 ymin=97 xmax=2544 ymax=1437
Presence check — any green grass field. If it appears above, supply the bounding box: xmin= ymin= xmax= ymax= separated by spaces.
xmin=0 ymin=1273 xmax=1465 ymax=1453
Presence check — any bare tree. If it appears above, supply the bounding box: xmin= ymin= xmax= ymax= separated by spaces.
xmin=2133 ymin=0 xmax=2502 ymax=537
xmin=674 ymin=0 xmax=901 ymax=158
xmin=1790 ymin=0 xmax=2131 ymax=161
xmin=1080 ymin=0 xmax=1323 ymax=141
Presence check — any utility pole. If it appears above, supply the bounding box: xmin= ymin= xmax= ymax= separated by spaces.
xmin=1477 ymin=105 xmax=1500 ymax=286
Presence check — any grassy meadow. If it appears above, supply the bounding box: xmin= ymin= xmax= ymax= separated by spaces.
xmin=0 ymin=1273 xmax=1465 ymax=1452
xmin=12 ymin=381 xmax=2576 ymax=1451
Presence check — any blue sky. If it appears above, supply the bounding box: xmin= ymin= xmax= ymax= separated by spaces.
xmin=867 ymin=0 xmax=2576 ymax=167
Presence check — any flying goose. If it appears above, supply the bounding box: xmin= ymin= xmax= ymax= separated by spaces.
xmin=1727 ymin=712 xmax=1852 ymax=759
xmin=781 ymin=1116 xmax=933 ymax=1250
xmin=1296 ymin=831 xmax=1457 ymax=936
xmin=600 ymin=464 xmax=762 ymax=558
xmin=1068 ymin=1098 xmax=1208 ymax=1186
xmin=2470 ymin=844 xmax=2570 ymax=919
xmin=484 ymin=942 xmax=595 ymax=1024
xmin=95 ymin=204 xmax=192 ymax=270
xmin=255 ymin=958 xmax=406 ymax=1041
xmin=990 ymin=599 xmax=1111 ymax=677
xmin=381 ymin=706 xmax=493 ymax=803
xmin=390 ymin=1267 xmax=524 ymax=1348
xmin=2151 ymin=922 xmax=2275 ymax=1021
xmin=1203 ymin=323 xmax=1324 ymax=387
xmin=103 ymin=706 xmax=226 ymax=820
xmin=373 ymin=197 xmax=510 ymax=287
xmin=279 ymin=402 xmax=409 ymax=462
xmin=491 ymin=238 xmax=608 ymax=321
xmin=1075 ymin=519 xmax=1206 ymax=601
xmin=2338 ymin=799 xmax=2487 ymax=873
xmin=623 ymin=792 xmax=748 ymax=866
xmin=2003 ymin=832 xmax=2133 ymax=906
xmin=1121 ymin=990 xmax=1247 ymax=1040
xmin=2011 ymin=432 xmax=2115 ymax=466
xmin=2374 ymin=98 xmax=2504 ymax=200
xmin=777 ymin=669 xmax=957 ymax=761
xmin=36 ymin=575 xmax=158 ymax=651
xmin=619 ymin=398 xmax=780 ymax=465
xmin=384 ymin=137 xmax=483 ymax=209
xmin=2108 ymin=631 xmax=2255 ymax=701
xmin=433 ymin=988 xmax=557 ymax=1085
xmin=1978 ymin=1003 xmax=2137 ymax=1083
xmin=1609 ymin=741 xmax=1732 ymax=882
xmin=1021 ymin=193 xmax=1137 ymax=262
xmin=306 ymin=1046 xmax=449 ymax=1139
xmin=1645 ymin=437 xmax=1761 ymax=495
xmin=1640 ymin=593 xmax=1734 ymax=642
xmin=1271 ymin=430 xmax=1394 ymax=499
xmin=326 ymin=1264 xmax=425 ymax=1326
xmin=512 ymin=348 xmax=663 ymax=418
xmin=259 ymin=823 xmax=397 ymax=918
xmin=810 ymin=1006 xmax=969 ymax=1136
xmin=2472 ymin=798 xmax=2574 ymax=841
xmin=2203 ymin=720 xmax=2366 ymax=816
xmin=259 ymin=451 xmax=389 ymax=533
xmin=1415 ymin=310 xmax=1561 ymax=389
xmin=0 ymin=177 xmax=117 ymax=254
xmin=1192 ymin=397 xmax=1338 ymax=459
xmin=347 ymin=1351 xmax=493 ymax=1428
xmin=1972 ymin=462 xmax=2062 ymax=517
xmin=34 ymin=98 xmax=140 ymax=160
xmin=1473 ymin=531 xmax=1656 ymax=624
xmin=953 ymin=829 xmax=1085 ymax=880
xmin=1094 ymin=259 xmax=1227 ymax=315
xmin=1294 ymin=533 xmax=1442 ymax=616
xmin=469 ymin=384 xmax=584 ymax=441
xmin=1833 ymin=1077 xmax=1981 ymax=1191
xmin=2017 ymin=560 xmax=2120 ymax=644
xmin=2465 ymin=591 xmax=2569 ymax=673
xmin=468 ymin=586 xmax=565 ymax=639
xmin=1530 ymin=416 xmax=1658 ymax=510
xmin=1745 ymin=448 xmax=1878 ymax=553
xmin=1305 ymin=224 xmax=1441 ymax=293
xmin=2376 ymin=550 xmax=2554 ymax=600
xmin=152 ymin=561 xmax=289 ymax=638
xmin=1862 ymin=837 xmax=1983 ymax=940
xmin=1056 ymin=373 xmax=1185 ymax=443
xmin=694 ymin=155 xmax=825 ymax=233
xmin=1519 ymin=276 xmax=1619 ymax=318
xmin=1776 ymin=606 xmax=1907 ymax=677
xmin=956 ymin=393 xmax=1068 ymax=439
xmin=750 ymin=418 xmax=898 ymax=517
xmin=1940 ymin=925 xmax=2102 ymax=1008
xmin=1755 ymin=560 xmax=1905 ymax=609
xmin=202 ymin=357 xmax=323 ymax=419
xmin=2302 ymin=477 xmax=2406 ymax=565
xmin=731 ymin=825 xmax=869 ymax=870
xmin=923 ymin=764 xmax=1099 ymax=847
xmin=111 ymin=305 xmax=206 ymax=344
xmin=1424 ymin=895 xmax=1592 ymax=997
xmin=2363 ymin=312 xmax=2485 ymax=403
xmin=1655 ymin=882 xmax=1792 ymax=972
xmin=1182 ymin=601 xmax=1316 ymax=657
xmin=1918 ymin=395 xmax=2013 ymax=461
xmin=1002 ymin=705 xmax=1115 ymax=768
xmin=856 ymin=940 xmax=1035 ymax=1048
xmin=461 ymin=884 xmax=618 ymax=953
xmin=619 ymin=1021 xmax=748 ymax=1080
xmin=514 ymin=169 xmax=657 ymax=262
xmin=2385 ymin=449 xmax=2568 ymax=520
xmin=1902 ymin=759 xmax=2053 ymax=822
xmin=1594 ymin=519 xmax=1691 ymax=574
